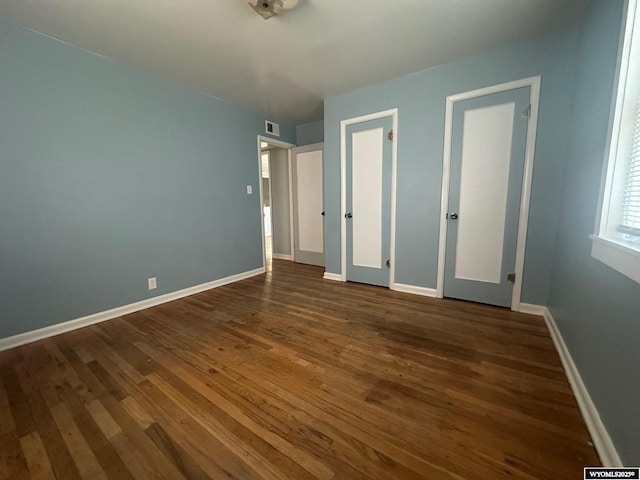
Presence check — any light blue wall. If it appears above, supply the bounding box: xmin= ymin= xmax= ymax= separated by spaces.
xmin=296 ymin=120 xmax=324 ymax=146
xmin=0 ymin=21 xmax=294 ymax=339
xmin=324 ymin=27 xmax=579 ymax=305
xmin=548 ymin=0 xmax=639 ymax=464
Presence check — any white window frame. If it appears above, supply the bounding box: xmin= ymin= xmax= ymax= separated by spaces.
xmin=592 ymin=0 xmax=640 ymax=285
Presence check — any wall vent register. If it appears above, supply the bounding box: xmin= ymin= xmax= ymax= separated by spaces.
xmin=265 ymin=120 xmax=280 ymax=137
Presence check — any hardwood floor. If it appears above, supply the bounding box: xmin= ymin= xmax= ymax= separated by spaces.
xmin=0 ymin=260 xmax=599 ymax=479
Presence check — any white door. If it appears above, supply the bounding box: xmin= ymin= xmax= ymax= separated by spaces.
xmin=292 ymin=143 xmax=324 ymax=266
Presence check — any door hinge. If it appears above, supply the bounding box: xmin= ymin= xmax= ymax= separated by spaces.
xmin=507 ymin=272 xmax=516 ymax=283
xmin=387 ymin=130 xmax=393 ymax=141
xmin=386 ymin=259 xmax=391 ymax=268
xmin=522 ymin=104 xmax=531 ymax=119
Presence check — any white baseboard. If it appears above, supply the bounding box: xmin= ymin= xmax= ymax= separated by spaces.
xmin=272 ymin=254 xmax=292 ymax=260
xmin=542 ymin=307 xmax=621 ymax=467
xmin=0 ymin=267 xmax=266 ymax=353
xmin=518 ymin=303 xmax=548 ymax=316
xmin=323 ymin=272 xmax=343 ymax=281
xmin=392 ymin=283 xmax=437 ymax=297
xmin=3 ymin=267 xmax=619 ymax=467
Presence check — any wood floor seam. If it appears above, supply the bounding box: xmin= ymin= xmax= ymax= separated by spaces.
xmin=0 ymin=259 xmax=599 ymax=479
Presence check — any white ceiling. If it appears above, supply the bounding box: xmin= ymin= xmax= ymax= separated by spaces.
xmin=0 ymin=0 xmax=588 ymax=124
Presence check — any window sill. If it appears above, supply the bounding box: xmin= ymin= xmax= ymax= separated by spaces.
xmin=590 ymin=235 xmax=640 ymax=285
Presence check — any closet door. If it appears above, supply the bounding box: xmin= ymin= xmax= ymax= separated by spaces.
xmin=444 ymin=87 xmax=530 ymax=307
xmin=292 ymin=144 xmax=324 ymax=266
xmin=345 ymin=117 xmax=393 ymax=287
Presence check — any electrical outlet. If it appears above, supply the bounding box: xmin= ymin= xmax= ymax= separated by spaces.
xmin=246 ymin=185 xmax=253 ymax=195
xmin=148 ymin=277 xmax=157 ymax=290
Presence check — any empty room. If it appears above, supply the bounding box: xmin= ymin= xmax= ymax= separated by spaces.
xmin=1 ymin=0 xmax=639 ymax=478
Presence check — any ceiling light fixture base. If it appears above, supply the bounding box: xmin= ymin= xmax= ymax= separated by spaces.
xmin=249 ymin=0 xmax=298 ymax=20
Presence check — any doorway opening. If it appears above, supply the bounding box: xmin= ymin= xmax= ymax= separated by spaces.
xmin=256 ymin=136 xmax=295 ymax=271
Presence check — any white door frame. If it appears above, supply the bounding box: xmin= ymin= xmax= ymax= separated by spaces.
xmin=256 ymin=135 xmax=296 ymax=270
xmin=436 ymin=76 xmax=541 ymax=311
xmin=263 ymin=149 xmax=275 ymax=248
xmin=340 ymin=108 xmax=399 ymax=287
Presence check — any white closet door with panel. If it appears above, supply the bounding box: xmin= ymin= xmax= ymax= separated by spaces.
xmin=444 ymin=86 xmax=531 ymax=307
xmin=292 ymin=143 xmax=324 ymax=266
xmin=344 ymin=118 xmax=393 ymax=287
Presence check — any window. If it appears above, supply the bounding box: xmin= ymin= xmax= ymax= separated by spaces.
xmin=592 ymin=0 xmax=640 ymax=284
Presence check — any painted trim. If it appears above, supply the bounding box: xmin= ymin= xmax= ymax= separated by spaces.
xmin=392 ymin=283 xmax=437 ymax=297
xmin=257 ymin=135 xmax=296 ymax=270
xmin=288 ymin=148 xmax=295 ymax=261
xmin=437 ymin=96 xmax=454 ymax=298
xmin=272 ymin=253 xmax=292 ymax=260
xmin=436 ymin=76 xmax=542 ymax=312
xmin=517 ymin=303 xmax=547 ymax=316
xmin=390 ymin=113 xmax=398 ymax=290
xmin=541 ymin=307 xmax=622 ymax=467
xmin=322 ymin=272 xmax=343 ymax=281
xmin=257 ymin=135 xmax=295 ymax=150
xmin=340 ymin=109 xmax=398 ymax=287
xmin=511 ymin=78 xmax=541 ymax=311
xmin=591 ymin=235 xmax=640 ymax=284
xmin=266 ymin=150 xmax=275 ymax=253
xmin=0 ymin=267 xmax=266 ymax=352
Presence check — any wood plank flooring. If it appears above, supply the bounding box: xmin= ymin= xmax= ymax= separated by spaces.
xmin=0 ymin=260 xmax=599 ymax=479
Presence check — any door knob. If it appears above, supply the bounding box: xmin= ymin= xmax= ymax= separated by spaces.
xmin=321 ymin=211 xmax=325 ymax=216
xmin=447 ymin=213 xmax=458 ymax=220
xmin=345 ymin=212 xmax=353 ymax=219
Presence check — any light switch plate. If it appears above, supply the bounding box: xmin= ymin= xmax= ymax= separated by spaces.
xmin=246 ymin=185 xmax=253 ymax=194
